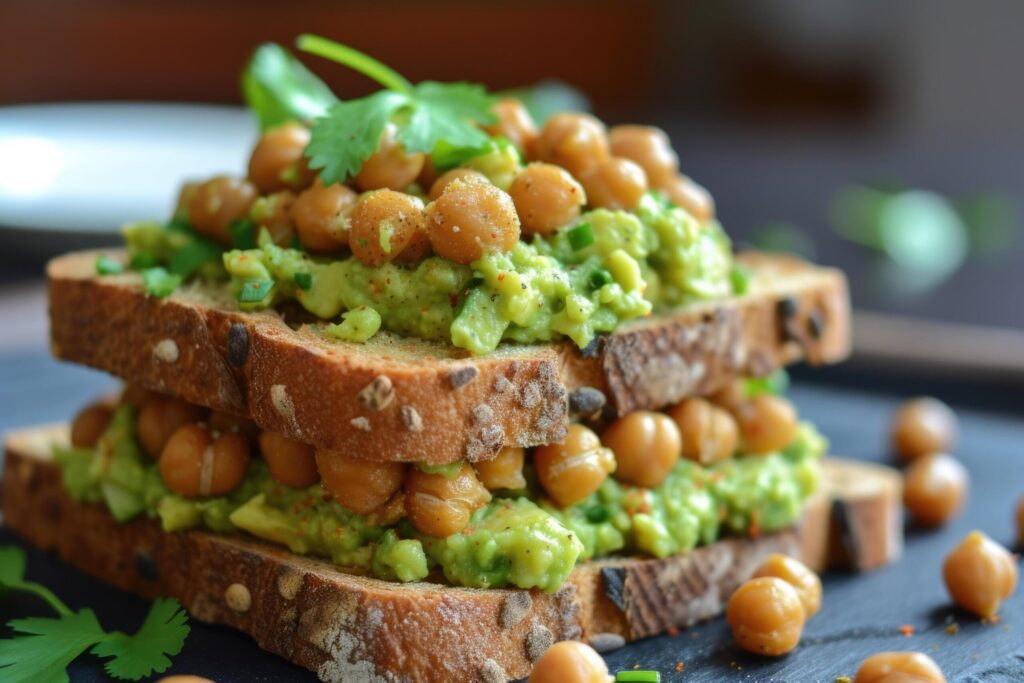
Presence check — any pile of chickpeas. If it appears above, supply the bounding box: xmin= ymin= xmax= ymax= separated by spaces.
xmin=179 ymin=99 xmax=715 ymax=269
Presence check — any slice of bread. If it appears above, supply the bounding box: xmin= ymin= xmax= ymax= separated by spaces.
xmin=49 ymin=250 xmax=849 ymax=464
xmin=3 ymin=424 xmax=827 ymax=683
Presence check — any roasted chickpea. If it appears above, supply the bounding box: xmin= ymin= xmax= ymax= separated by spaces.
xmin=425 ymin=178 xmax=521 ymax=264
xmin=709 ymin=379 xmax=745 ymax=412
xmin=354 ymin=123 xmax=425 ymax=191
xmin=534 ymin=112 xmax=610 ymax=175
xmin=189 ymin=176 xmax=258 ymax=244
xmin=485 ymin=99 xmax=539 ymax=159
xmin=943 ymin=530 xmax=1017 ymax=618
xmin=428 ymin=168 xmax=489 ymax=201
xmin=348 ymin=190 xmax=430 ymax=266
xmin=752 ymin=553 xmax=822 ymax=618
xmin=660 ymin=174 xmax=715 ymax=222
xmin=534 ymin=424 xmax=616 ymax=508
xmin=727 ymin=577 xmax=805 ymax=656
xmin=136 ymin=396 xmax=206 ymax=458
xmin=173 ymin=180 xmax=201 ymax=221
xmin=509 ymin=162 xmax=587 ymax=236
xmin=316 ymin=450 xmax=405 ymax=514
xmin=527 ymin=640 xmax=610 ymax=683
xmin=736 ymin=394 xmax=799 ymax=455
xmin=579 ymin=157 xmax=648 ymax=211
xmin=609 ymin=124 xmax=679 ymax=186
xmin=854 ymin=652 xmax=946 ymax=683
xmin=120 ymin=384 xmax=154 ymax=408
xmin=160 ymin=423 xmax=250 ymax=497
xmin=416 ymin=156 xmax=439 ymax=190
xmin=247 ymin=121 xmax=316 ymax=194
xmin=405 ymin=463 xmax=492 ymax=537
xmin=903 ymin=453 xmax=968 ymax=526
xmin=208 ymin=410 xmax=259 ymax=443
xmin=258 ymin=431 xmax=319 ymax=488
xmin=668 ymin=398 xmax=739 ymax=465
xmin=473 ymin=447 xmax=527 ymax=491
xmin=292 ymin=178 xmax=357 ymax=252
xmin=891 ymin=397 xmax=958 ymax=462
xmin=70 ymin=403 xmax=114 ymax=448
xmin=250 ymin=190 xmax=297 ymax=247
xmin=601 ymin=411 xmax=681 ymax=488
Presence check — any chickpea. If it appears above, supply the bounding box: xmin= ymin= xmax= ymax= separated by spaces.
xmin=903 ymin=453 xmax=968 ymax=527
xmin=70 ymin=403 xmax=114 ymax=448
xmin=316 ymin=450 xmax=405 ymax=514
xmin=943 ymin=530 xmax=1017 ymax=618
xmin=354 ymin=122 xmax=425 ymax=191
xmin=416 ymin=156 xmax=439 ymax=190
xmin=659 ymin=174 xmax=715 ymax=223
xmin=405 ymin=463 xmax=492 ymax=537
xmin=668 ymin=398 xmax=739 ymax=465
xmin=189 ymin=176 xmax=258 ymax=244
xmin=473 ymin=447 xmax=527 ymax=491
xmin=527 ymin=640 xmax=610 ymax=683
xmin=601 ymin=411 xmax=681 ymax=488
xmin=160 ymin=423 xmax=250 ymax=497
xmin=428 ymin=168 xmax=489 ymax=201
xmin=609 ymin=125 xmax=679 ymax=186
xmin=509 ymin=163 xmax=586 ymax=236
xmin=579 ymin=157 xmax=648 ymax=211
xmin=752 ymin=553 xmax=822 ymax=618
xmin=136 ymin=396 xmax=206 ymax=458
xmin=534 ymin=112 xmax=610 ymax=176
xmin=173 ymin=181 xmax=201 ymax=221
xmin=349 ymin=190 xmax=430 ymax=266
xmin=726 ymin=577 xmax=805 ymax=656
xmin=535 ymin=424 xmax=616 ymax=508
xmin=250 ymin=190 xmax=297 ymax=247
xmin=891 ymin=397 xmax=958 ymax=462
xmin=120 ymin=384 xmax=154 ymax=408
xmin=425 ymin=178 xmax=521 ymax=264
xmin=247 ymin=121 xmax=316 ymax=194
xmin=735 ymin=394 xmax=799 ymax=455
xmin=854 ymin=652 xmax=946 ymax=683
xmin=292 ymin=178 xmax=357 ymax=252
xmin=708 ymin=379 xmax=745 ymax=412
xmin=485 ymin=99 xmax=539 ymax=159
xmin=258 ymin=431 xmax=319 ymax=488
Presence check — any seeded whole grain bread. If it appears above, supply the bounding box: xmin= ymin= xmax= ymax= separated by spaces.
xmin=3 ymin=425 xmax=832 ymax=683
xmin=48 ymin=249 xmax=850 ymax=464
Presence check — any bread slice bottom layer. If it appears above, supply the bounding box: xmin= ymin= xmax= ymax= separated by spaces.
xmin=2 ymin=425 xmax=822 ymax=683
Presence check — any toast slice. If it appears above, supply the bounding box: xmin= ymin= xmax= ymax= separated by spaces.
xmin=4 ymin=424 xmax=833 ymax=683
xmin=49 ymin=250 xmax=849 ymax=464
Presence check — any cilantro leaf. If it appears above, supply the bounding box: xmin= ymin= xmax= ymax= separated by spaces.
xmin=140 ymin=267 xmax=183 ymax=298
xmin=168 ymin=239 xmax=222 ymax=278
xmin=242 ymin=43 xmax=338 ymax=131
xmin=91 ymin=598 xmax=190 ymax=680
xmin=397 ymin=81 xmax=496 ymax=154
xmin=0 ymin=609 xmax=106 ymax=683
xmin=305 ymin=90 xmax=408 ymax=184
xmin=0 ymin=546 xmax=26 ymax=586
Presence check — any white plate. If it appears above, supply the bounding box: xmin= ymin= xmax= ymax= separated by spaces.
xmin=0 ymin=103 xmax=257 ymax=237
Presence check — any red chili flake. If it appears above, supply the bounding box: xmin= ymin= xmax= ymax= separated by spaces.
xmin=986 ymin=615 xmax=1002 ymax=625
xmin=899 ymin=624 xmax=915 ymax=638
xmin=667 ymin=627 xmax=679 ymax=637
xmin=497 ymin=272 xmax=506 ymax=281
xmin=448 ymin=293 xmax=459 ymax=308
xmin=676 ymin=662 xmax=685 ymax=672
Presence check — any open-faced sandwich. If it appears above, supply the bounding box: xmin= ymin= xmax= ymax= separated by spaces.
xmin=3 ymin=35 xmax=859 ymax=682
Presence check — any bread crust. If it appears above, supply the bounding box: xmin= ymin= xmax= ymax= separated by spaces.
xmin=48 ymin=250 xmax=849 ymax=464
xmin=3 ymin=424 xmax=818 ymax=683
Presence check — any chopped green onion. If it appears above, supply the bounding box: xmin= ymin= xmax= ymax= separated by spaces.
xmin=744 ymin=369 xmax=790 ymax=398
xmin=229 ymin=219 xmax=257 ymax=249
xmin=293 ymin=272 xmax=313 ymax=290
xmin=95 ymin=255 xmax=124 ymax=275
xmin=590 ymin=269 xmax=613 ymax=289
xmin=585 ymin=505 xmax=610 ymax=524
xmin=169 ymin=240 xmax=222 ymax=277
xmin=140 ymin=267 xmax=183 ymax=298
xmin=616 ymin=672 xmax=661 ymax=683
xmin=239 ymin=278 xmax=274 ymax=303
xmin=130 ymin=253 xmax=160 ymax=270
xmin=729 ymin=264 xmax=750 ymax=295
xmin=568 ymin=223 xmax=594 ymax=251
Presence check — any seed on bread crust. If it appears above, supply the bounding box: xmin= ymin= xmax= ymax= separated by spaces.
xmin=494 ymin=376 xmax=514 ymax=394
xmin=357 ymin=375 xmax=395 ymax=411
xmin=350 ymin=417 xmax=372 ymax=432
xmin=225 ymin=583 xmax=252 ymax=612
xmin=134 ymin=550 xmax=158 ymax=582
xmin=401 ymin=405 xmax=424 ymax=432
xmin=568 ymin=387 xmax=606 ymax=416
xmin=446 ymin=365 xmax=479 ymax=389
xmin=479 ymin=659 xmax=508 ymax=683
xmin=525 ymin=623 xmax=554 ymax=662
xmin=226 ymin=322 xmax=249 ymax=366
xmin=499 ymin=591 xmax=533 ymax=629
xmin=153 ymin=338 xmax=179 ymax=363
xmin=277 ymin=568 xmax=302 ymax=600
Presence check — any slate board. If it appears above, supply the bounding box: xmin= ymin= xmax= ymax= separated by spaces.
xmin=0 ymin=351 xmax=1022 ymax=682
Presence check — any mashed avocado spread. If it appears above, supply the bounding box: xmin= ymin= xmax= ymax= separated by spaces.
xmin=54 ymin=405 xmax=826 ymax=592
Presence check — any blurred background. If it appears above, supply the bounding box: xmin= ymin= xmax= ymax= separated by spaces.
xmin=2 ymin=0 xmax=1024 ymax=429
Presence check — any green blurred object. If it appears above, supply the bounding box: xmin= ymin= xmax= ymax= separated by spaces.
xmin=500 ymin=80 xmax=591 ymax=124
xmin=751 ymin=222 xmax=817 ymax=260
xmin=955 ymin=193 xmax=1019 ymax=257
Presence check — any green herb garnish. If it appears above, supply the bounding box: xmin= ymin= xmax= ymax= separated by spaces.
xmin=744 ymin=368 xmax=790 ymax=398
xmin=95 ymin=255 xmax=124 ymax=276
xmin=297 ymin=34 xmax=497 ymax=184
xmin=168 ymin=239 xmax=222 ymax=278
xmin=0 ymin=546 xmax=190 ymax=681
xmin=293 ymin=271 xmax=313 ymax=290
xmin=567 ymin=223 xmax=594 ymax=251
xmin=616 ymin=672 xmax=661 ymax=683
xmin=239 ymin=278 xmax=274 ymax=303
xmin=585 ymin=505 xmax=611 ymax=524
xmin=229 ymin=219 xmax=257 ymax=249
xmin=729 ymin=264 xmax=750 ymax=295
xmin=242 ymin=42 xmax=338 ymax=131
xmin=140 ymin=268 xmax=183 ymax=298
xmin=129 ymin=253 xmax=159 ymax=270
xmin=590 ymin=269 xmax=613 ymax=289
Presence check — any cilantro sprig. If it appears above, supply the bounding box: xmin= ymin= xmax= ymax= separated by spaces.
xmin=0 ymin=546 xmax=190 ymax=682
xmin=297 ymin=34 xmax=498 ymax=184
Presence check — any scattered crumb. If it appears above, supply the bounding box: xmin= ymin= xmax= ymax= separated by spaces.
xmin=944 ymin=623 xmax=959 ymax=635
xmin=985 ymin=614 xmax=1002 ymax=625
xmin=675 ymin=662 xmax=685 ymax=672
xmin=835 ymin=677 xmax=852 ymax=683
xmin=899 ymin=624 xmax=915 ymax=638
xmin=931 ymin=643 xmax=940 ymax=652
xmin=667 ymin=626 xmax=679 ymax=637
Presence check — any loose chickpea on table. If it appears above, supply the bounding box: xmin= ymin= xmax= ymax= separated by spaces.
xmin=890 ymin=397 xmax=958 ymax=462
xmin=726 ymin=576 xmax=806 ymax=656
xmin=902 ymin=452 xmax=968 ymax=526
xmin=752 ymin=553 xmax=823 ymax=618
xmin=943 ymin=530 xmax=1018 ymax=618
xmin=527 ymin=640 xmax=611 ymax=683
xmin=854 ymin=651 xmax=945 ymax=683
